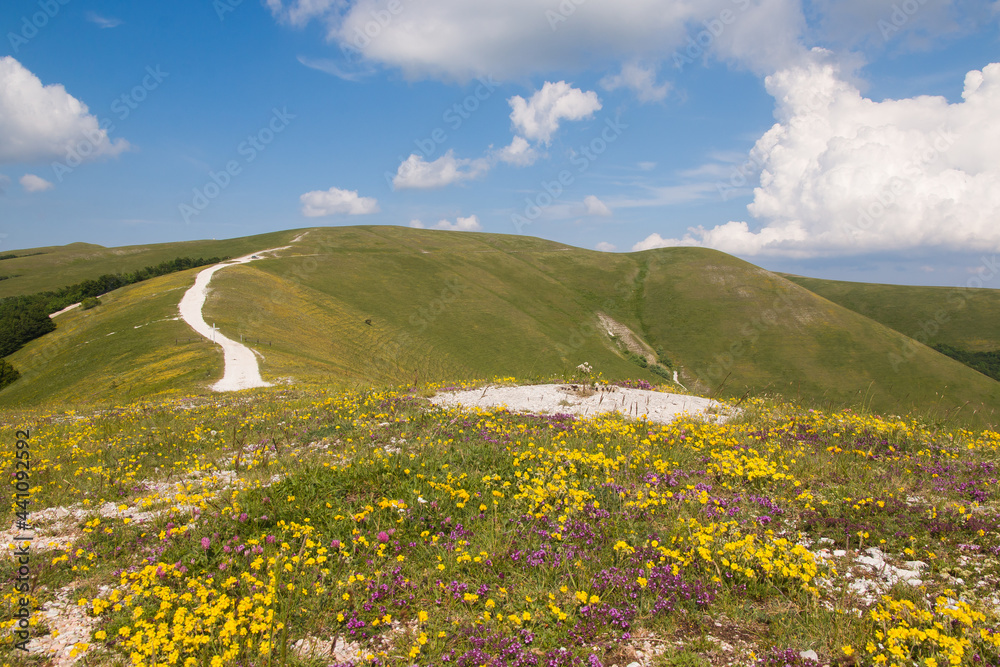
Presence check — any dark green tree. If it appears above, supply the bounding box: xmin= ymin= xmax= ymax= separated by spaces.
xmin=0 ymin=358 xmax=19 ymax=390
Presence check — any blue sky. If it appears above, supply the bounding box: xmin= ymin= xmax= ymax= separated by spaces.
xmin=1 ymin=0 xmax=998 ymax=286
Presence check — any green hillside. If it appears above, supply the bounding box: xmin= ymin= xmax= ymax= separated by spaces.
xmin=782 ymin=274 xmax=1000 ymax=352
xmin=3 ymin=226 xmax=999 ymax=427
xmin=0 ymin=270 xmax=223 ymax=406
xmin=0 ymin=229 xmax=299 ymax=298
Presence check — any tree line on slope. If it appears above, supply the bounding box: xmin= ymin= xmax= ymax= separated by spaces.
xmin=0 ymin=256 xmax=225 ymax=381
xmin=933 ymin=344 xmax=1000 ymax=383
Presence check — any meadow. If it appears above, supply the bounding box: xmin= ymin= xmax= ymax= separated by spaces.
xmin=2 ymin=378 xmax=999 ymax=667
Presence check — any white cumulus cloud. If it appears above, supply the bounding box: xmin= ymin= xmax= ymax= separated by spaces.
xmin=320 ymin=0 xmax=807 ymax=80
xmin=300 ymin=187 xmax=380 ymax=217
xmin=595 ymin=241 xmax=617 ymax=252
xmin=20 ymin=173 xmax=53 ymax=193
xmin=410 ymin=215 xmax=482 ymax=232
xmin=393 ymin=151 xmax=489 ymax=189
xmin=583 ymin=195 xmax=612 ymax=217
xmin=600 ymin=62 xmax=669 ymax=102
xmin=495 ymin=136 xmax=538 ymax=167
xmin=0 ymin=57 xmax=129 ymax=164
xmin=508 ymin=81 xmax=601 ymax=145
xmin=645 ymin=58 xmax=1000 ymax=257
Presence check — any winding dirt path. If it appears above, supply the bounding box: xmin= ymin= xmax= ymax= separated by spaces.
xmin=178 ymin=245 xmax=290 ymax=391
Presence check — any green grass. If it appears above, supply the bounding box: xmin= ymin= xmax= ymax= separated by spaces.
xmin=0 ymin=269 xmax=223 ymax=406
xmin=642 ymin=251 xmax=1000 ymax=426
xmin=782 ymin=273 xmax=1000 ymax=352
xmin=2 ymin=226 xmax=999 ymax=428
xmin=0 ymin=229 xmax=301 ymax=299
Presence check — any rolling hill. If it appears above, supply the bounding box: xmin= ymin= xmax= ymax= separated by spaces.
xmin=0 ymin=230 xmax=298 ymax=299
xmin=782 ymin=273 xmax=1000 ymax=352
xmin=2 ymin=226 xmax=998 ymax=426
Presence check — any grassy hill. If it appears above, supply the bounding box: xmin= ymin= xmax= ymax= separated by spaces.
xmin=782 ymin=274 xmax=1000 ymax=352
xmin=2 ymin=226 xmax=999 ymax=426
xmin=0 ymin=230 xmax=299 ymax=298
xmin=0 ymin=270 xmax=223 ymax=405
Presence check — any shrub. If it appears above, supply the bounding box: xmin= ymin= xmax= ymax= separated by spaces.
xmin=0 ymin=358 xmax=19 ymax=390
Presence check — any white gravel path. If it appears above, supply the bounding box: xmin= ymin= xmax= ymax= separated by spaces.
xmin=430 ymin=384 xmax=731 ymax=424
xmin=178 ymin=246 xmax=290 ymax=391
xmin=49 ymin=302 xmax=81 ymax=318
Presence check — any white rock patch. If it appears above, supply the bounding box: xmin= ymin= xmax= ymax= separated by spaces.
xmin=430 ymin=384 xmax=732 ymax=425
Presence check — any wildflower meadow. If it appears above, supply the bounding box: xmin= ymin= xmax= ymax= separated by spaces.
xmin=3 ymin=379 xmax=999 ymax=666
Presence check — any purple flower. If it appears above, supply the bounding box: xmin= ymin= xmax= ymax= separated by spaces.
xmin=201 ymin=537 xmax=211 ymax=550
xmin=377 ymin=531 xmax=390 ymax=543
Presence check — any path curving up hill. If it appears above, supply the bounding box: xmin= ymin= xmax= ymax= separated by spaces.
xmin=177 ymin=246 xmax=291 ymax=391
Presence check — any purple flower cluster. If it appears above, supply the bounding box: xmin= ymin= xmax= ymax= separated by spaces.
xmin=754 ymin=648 xmax=821 ymax=666
xmin=441 ymin=627 xmax=602 ymax=667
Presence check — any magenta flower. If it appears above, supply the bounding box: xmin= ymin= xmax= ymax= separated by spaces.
xmin=201 ymin=537 xmax=211 ymax=550
xmin=377 ymin=531 xmax=390 ymax=543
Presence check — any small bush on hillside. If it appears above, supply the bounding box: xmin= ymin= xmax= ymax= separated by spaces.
xmin=627 ymin=351 xmax=649 ymax=368
xmin=81 ymin=296 xmax=100 ymax=310
xmin=649 ymin=364 xmax=673 ymax=381
xmin=0 ymin=359 xmax=19 ymax=390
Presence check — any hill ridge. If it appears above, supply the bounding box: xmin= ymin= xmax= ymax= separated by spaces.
xmin=1 ymin=226 xmax=997 ymax=427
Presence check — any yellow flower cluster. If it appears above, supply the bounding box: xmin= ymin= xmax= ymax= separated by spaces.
xmin=866 ymin=594 xmax=1000 ymax=666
